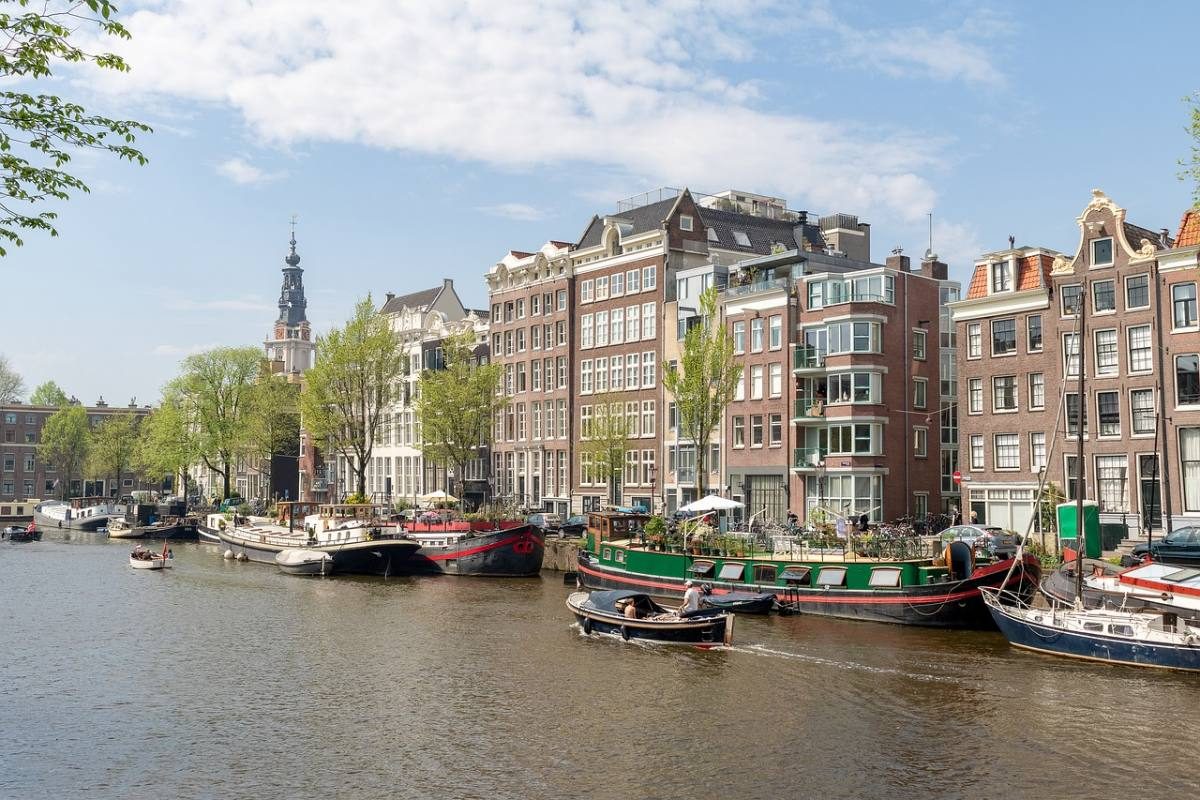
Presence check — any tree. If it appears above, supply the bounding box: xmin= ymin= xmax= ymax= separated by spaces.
xmin=38 ymin=404 xmax=90 ymax=499
xmin=1182 ymin=91 xmax=1200 ymax=208
xmin=0 ymin=353 xmax=22 ymax=402
xmin=414 ymin=329 xmax=506 ymax=505
xmin=661 ymin=286 xmax=742 ymax=497
xmin=580 ymin=392 xmax=633 ymax=506
xmin=175 ymin=346 xmax=261 ymax=500
xmin=300 ymin=297 xmax=406 ymax=499
xmin=0 ymin=1 xmax=151 ymax=255
xmin=29 ymin=380 xmax=69 ymax=406
xmin=87 ymin=411 xmax=138 ymax=496
xmin=135 ymin=385 xmax=195 ymax=498
xmin=244 ymin=366 xmax=301 ymax=500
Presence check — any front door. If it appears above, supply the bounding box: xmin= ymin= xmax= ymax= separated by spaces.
xmin=1139 ymin=454 xmax=1162 ymax=529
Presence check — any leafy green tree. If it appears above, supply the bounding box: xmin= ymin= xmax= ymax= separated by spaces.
xmin=0 ymin=0 xmax=151 ymax=255
xmin=244 ymin=366 xmax=300 ymax=499
xmin=38 ymin=404 xmax=90 ymax=498
xmin=175 ymin=346 xmax=261 ymax=500
xmin=0 ymin=353 xmax=22 ymax=401
xmin=29 ymin=380 xmax=69 ymax=406
xmin=661 ymin=286 xmax=742 ymax=496
xmin=1180 ymin=91 xmax=1200 ymax=208
xmin=415 ymin=329 xmax=505 ymax=504
xmin=87 ymin=411 xmax=138 ymax=496
xmin=300 ymin=297 xmax=406 ymax=499
xmin=580 ymin=392 xmax=632 ymax=506
xmin=136 ymin=385 xmax=195 ymax=498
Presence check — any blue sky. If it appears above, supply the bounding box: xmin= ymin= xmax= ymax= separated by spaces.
xmin=3 ymin=0 xmax=1197 ymax=404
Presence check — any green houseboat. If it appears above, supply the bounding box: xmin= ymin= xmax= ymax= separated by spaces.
xmin=577 ymin=511 xmax=1040 ymax=628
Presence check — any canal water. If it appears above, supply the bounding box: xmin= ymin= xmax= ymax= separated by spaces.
xmin=2 ymin=534 xmax=1198 ymax=800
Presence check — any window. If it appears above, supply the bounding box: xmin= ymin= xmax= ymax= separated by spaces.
xmin=581 ymin=314 xmax=594 ymax=348
xmin=626 ymin=354 xmax=639 ymax=390
xmin=1095 ymin=329 xmax=1118 ymax=375
xmin=1063 ymin=333 xmax=1080 ymax=377
xmin=557 ymin=289 xmax=567 ymax=310
xmin=580 ymin=360 xmax=593 ymax=394
xmin=911 ymin=328 xmax=928 ymax=361
xmin=1128 ymin=325 xmax=1153 ymax=373
xmin=751 ymin=415 xmax=763 ymax=446
xmin=1091 ymin=237 xmax=1114 ymax=267
xmin=1094 ymin=390 xmax=1124 ymax=440
xmin=642 ymin=265 xmax=656 ymax=291
xmin=970 ymin=435 xmax=984 ymax=469
xmin=516 ymin=362 xmax=526 ymax=392
xmin=558 ymin=357 xmax=567 ymax=389
xmin=516 ymin=328 xmax=526 ymax=352
xmin=733 ymin=416 xmax=745 ymax=447
xmin=914 ymin=378 xmax=927 ymax=409
xmin=1126 ymin=275 xmax=1149 ymax=309
xmin=611 ymin=272 xmax=624 ymax=297
xmin=769 ymin=363 xmax=782 ymax=397
xmin=1066 ymin=393 xmax=1088 ymax=436
xmin=734 ymin=369 xmax=745 ymax=400
xmin=994 ymin=434 xmax=1019 ymax=470
xmin=769 ymin=414 xmax=782 ymax=445
xmin=557 ymin=321 xmax=566 ymax=346
xmin=595 ymin=357 xmax=608 ymax=392
xmin=516 ymin=298 xmax=525 ymax=319
xmin=641 ymin=352 xmax=656 ymax=388
xmin=967 ymin=323 xmax=981 ymax=358
xmin=769 ymin=316 xmax=782 ymax=349
xmin=1029 ymin=373 xmax=1045 ymax=410
xmin=1131 ymin=389 xmax=1155 ymax=435
xmin=1096 ymin=455 xmax=1128 ymax=512
xmin=610 ymin=308 xmax=624 ymax=344
xmin=1181 ymin=428 xmax=1200 ymax=511
xmin=1030 ymin=432 xmax=1046 ymax=471
xmin=914 ymin=427 xmax=928 ymax=457
xmin=642 ymin=303 xmax=656 ymax=339
xmin=626 ymin=269 xmax=640 ymax=293
xmin=641 ymin=401 xmax=655 ymax=437
xmin=595 ymin=311 xmax=608 ymax=346
xmin=991 ymin=319 xmax=1016 ymax=355
xmin=827 ymin=372 xmax=876 ymax=404
xmin=1174 ymin=283 xmax=1198 ymax=328
xmin=732 ymin=230 xmax=751 ymax=247
xmin=968 ymin=378 xmax=982 ymax=414
xmin=626 ymin=305 xmax=640 ymax=341
xmin=531 ymin=294 xmax=540 ymax=316
xmin=1061 ymin=284 xmax=1083 ymax=315
xmin=733 ymin=321 xmax=745 ymax=353
xmin=610 ymin=357 xmax=623 ymax=390
xmin=751 ymin=318 xmax=764 ymax=352
xmin=750 ymin=365 xmax=763 ymax=399
xmin=1178 ymin=355 xmax=1200 ymax=405
xmin=532 ymin=324 xmax=542 ymax=350
xmin=992 ymin=376 xmax=1017 ymax=411
xmin=595 ymin=276 xmax=609 ymax=300
xmin=991 ymin=259 xmax=1013 ymax=292
xmin=1092 ymin=280 xmax=1115 ymax=313
xmin=1027 ymin=315 xmax=1043 ymax=352
xmin=679 ymin=214 xmax=693 ymax=231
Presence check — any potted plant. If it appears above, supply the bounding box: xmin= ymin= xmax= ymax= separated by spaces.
xmin=644 ymin=515 xmax=666 ymax=549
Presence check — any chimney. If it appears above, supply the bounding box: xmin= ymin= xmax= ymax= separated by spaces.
xmin=920 ymin=256 xmax=949 ymax=280
xmin=885 ymin=253 xmax=910 ymax=272
xmin=1161 ymin=228 xmax=1172 ymax=248
xmin=95 ymin=396 xmax=107 ymax=408
xmin=443 ymin=278 xmax=454 ymax=291
xmin=385 ymin=292 xmax=395 ymax=302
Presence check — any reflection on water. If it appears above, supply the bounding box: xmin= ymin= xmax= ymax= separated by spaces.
xmin=1 ymin=534 xmax=1198 ymax=800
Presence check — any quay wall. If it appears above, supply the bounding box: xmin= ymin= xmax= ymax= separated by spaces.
xmin=543 ymin=538 xmax=580 ymax=572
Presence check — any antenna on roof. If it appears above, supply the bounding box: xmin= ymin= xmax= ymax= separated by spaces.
xmin=924 ymin=211 xmax=936 ymax=261
xmin=1008 ymin=234 xmax=1016 ymax=249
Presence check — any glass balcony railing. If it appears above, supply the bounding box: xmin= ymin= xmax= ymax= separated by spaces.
xmin=792 ymin=447 xmax=827 ymax=469
xmin=725 ymin=276 xmax=789 ymax=298
xmin=793 ymin=346 xmax=826 ymax=370
xmin=793 ymin=398 xmax=826 ymax=419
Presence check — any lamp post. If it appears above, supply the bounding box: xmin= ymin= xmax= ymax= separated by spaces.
xmin=649 ymin=464 xmax=658 ymax=515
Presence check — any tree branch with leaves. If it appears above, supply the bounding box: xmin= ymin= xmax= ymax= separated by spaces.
xmin=0 ymin=352 xmax=22 ymax=401
xmin=580 ymin=391 xmax=633 ymax=506
xmin=87 ymin=411 xmax=138 ymax=495
xmin=243 ymin=365 xmax=300 ymax=499
xmin=38 ymin=403 xmax=90 ymax=498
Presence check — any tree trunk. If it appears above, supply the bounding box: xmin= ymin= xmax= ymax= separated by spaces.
xmin=697 ymin=442 xmax=707 ymax=497
xmin=222 ymin=456 xmax=232 ymax=499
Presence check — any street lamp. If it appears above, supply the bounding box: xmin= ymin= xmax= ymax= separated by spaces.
xmin=648 ymin=464 xmax=658 ymax=515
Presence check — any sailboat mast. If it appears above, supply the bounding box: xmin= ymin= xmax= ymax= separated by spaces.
xmin=1074 ymin=281 xmax=1087 ymax=602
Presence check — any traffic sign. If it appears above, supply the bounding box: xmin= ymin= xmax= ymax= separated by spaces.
xmin=952 ymin=470 xmax=962 ymax=485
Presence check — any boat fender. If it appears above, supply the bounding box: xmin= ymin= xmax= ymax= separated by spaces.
xmin=223 ymin=549 xmax=234 ymax=560
xmin=1162 ymin=592 xmax=1172 ymax=601
xmin=236 ymin=552 xmax=248 ymax=561
xmin=620 ymin=625 xmax=631 ymax=641
xmin=581 ymin=618 xmax=593 ymax=635
xmin=1186 ymin=633 xmax=1198 ymax=647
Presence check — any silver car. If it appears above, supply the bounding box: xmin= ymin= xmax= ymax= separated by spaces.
xmin=940 ymin=525 xmax=1022 ymax=558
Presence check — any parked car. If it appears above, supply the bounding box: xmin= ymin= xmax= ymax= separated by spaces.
xmin=1130 ymin=526 xmax=1200 ymax=565
xmin=527 ymin=513 xmax=563 ymax=532
xmin=560 ymin=515 xmax=587 ymax=537
xmin=940 ymin=525 xmax=1021 ymax=558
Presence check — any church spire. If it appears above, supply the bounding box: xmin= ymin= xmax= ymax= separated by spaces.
xmin=277 ymin=219 xmax=308 ymax=326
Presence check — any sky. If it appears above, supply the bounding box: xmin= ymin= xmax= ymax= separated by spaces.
xmin=2 ymin=0 xmax=1198 ymax=405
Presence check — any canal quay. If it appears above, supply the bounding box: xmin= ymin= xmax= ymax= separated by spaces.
xmin=1 ymin=534 xmax=1196 ymax=800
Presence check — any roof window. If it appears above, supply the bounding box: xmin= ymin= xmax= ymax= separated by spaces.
xmin=732 ymin=230 xmax=751 ymax=247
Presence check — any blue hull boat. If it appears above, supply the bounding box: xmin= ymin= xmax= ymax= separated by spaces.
xmin=981 ymin=588 xmax=1200 ymax=673
xmin=567 ymin=590 xmax=734 ymax=646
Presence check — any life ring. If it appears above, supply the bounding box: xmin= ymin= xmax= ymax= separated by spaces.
xmin=620 ymin=625 xmax=631 ymax=641
xmin=582 ymin=618 xmax=593 ymax=635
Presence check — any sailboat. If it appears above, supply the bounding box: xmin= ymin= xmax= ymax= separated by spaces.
xmin=983 ymin=277 xmax=1200 ymax=671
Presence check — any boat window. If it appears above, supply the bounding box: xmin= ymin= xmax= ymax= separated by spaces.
xmin=689 ymin=561 xmax=715 ymax=576
xmin=1083 ymin=622 xmax=1104 ymax=632
xmin=753 ymin=564 xmax=777 ymax=584
xmin=602 ymin=547 xmax=611 ymax=560
xmin=780 ymin=566 xmax=811 ymax=586
xmin=1161 ymin=567 xmax=1200 ymax=583
xmin=868 ymin=567 xmax=903 ymax=588
xmin=717 ymin=562 xmax=745 ymax=581
xmin=816 ymin=567 xmax=847 ymax=587
xmin=1108 ymin=624 xmax=1134 ymax=636
xmin=615 ymin=550 xmax=625 ymax=563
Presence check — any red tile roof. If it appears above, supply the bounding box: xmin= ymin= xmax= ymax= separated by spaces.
xmin=965 ymin=265 xmax=987 ymax=299
xmin=509 ymin=250 xmax=535 ymax=259
xmin=965 ymin=254 xmax=1051 ymax=301
xmin=1177 ymin=210 xmax=1200 ymax=248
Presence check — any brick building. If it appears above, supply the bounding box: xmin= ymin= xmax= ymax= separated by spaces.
xmin=951 ymin=190 xmax=1200 ymax=540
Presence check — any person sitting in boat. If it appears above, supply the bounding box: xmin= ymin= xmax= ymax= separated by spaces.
xmin=680 ymin=580 xmax=702 ymax=618
xmin=620 ymin=598 xmax=640 ymax=620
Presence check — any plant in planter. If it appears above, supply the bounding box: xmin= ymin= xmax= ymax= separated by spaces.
xmin=643 ymin=515 xmax=666 ymax=549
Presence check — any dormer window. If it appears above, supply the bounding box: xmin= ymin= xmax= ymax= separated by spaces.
xmin=732 ymin=230 xmax=751 ymax=247
xmin=1091 ymin=237 xmax=1114 ymax=267
xmin=679 ymin=214 xmax=694 ymax=231
xmin=991 ymin=259 xmax=1013 ymax=293
xmin=707 ymin=228 xmax=719 ymax=243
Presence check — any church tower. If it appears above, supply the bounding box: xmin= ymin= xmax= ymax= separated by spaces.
xmin=265 ymin=226 xmax=315 ymax=374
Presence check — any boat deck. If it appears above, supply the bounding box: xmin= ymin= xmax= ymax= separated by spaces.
xmin=603 ymin=537 xmax=939 ymax=564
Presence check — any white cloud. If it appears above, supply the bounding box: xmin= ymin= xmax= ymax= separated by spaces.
xmin=478 ymin=203 xmax=546 ymax=222
xmin=79 ymin=0 xmax=966 ymax=222
xmin=216 ymin=157 xmax=285 ymax=185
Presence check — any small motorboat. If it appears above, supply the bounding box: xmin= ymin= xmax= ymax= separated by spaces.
xmin=701 ymin=586 xmax=776 ymax=615
xmin=3 ymin=524 xmax=42 ymax=542
xmin=275 ymin=548 xmax=335 ymax=576
xmin=129 ymin=544 xmax=173 ymax=570
xmin=566 ymin=589 xmax=734 ymax=645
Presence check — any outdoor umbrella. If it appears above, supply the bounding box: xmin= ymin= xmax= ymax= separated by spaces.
xmin=678 ymin=495 xmax=743 ymax=513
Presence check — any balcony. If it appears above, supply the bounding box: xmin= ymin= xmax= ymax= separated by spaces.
xmin=725 ymin=276 xmax=790 ymax=299
xmin=793 ymin=346 xmax=826 ymax=371
xmin=792 ymin=447 xmax=826 ymax=470
xmin=793 ymin=398 xmax=826 ymax=421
